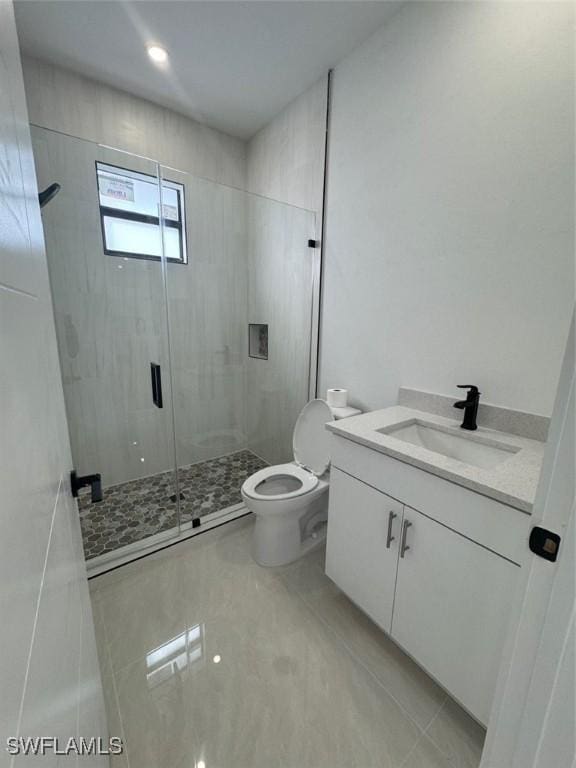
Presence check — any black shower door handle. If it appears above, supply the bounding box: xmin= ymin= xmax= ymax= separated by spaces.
xmin=150 ymin=362 xmax=163 ymax=408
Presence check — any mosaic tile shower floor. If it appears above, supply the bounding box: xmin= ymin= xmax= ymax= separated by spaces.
xmin=78 ymin=449 xmax=267 ymax=561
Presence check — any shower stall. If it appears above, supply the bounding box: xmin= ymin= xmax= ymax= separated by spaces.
xmin=32 ymin=127 xmax=319 ymax=572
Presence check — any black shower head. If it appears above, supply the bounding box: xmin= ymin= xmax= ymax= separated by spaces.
xmin=38 ymin=183 xmax=61 ymax=209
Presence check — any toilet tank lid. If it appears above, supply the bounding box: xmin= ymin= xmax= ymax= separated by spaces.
xmin=292 ymin=399 xmax=333 ymax=476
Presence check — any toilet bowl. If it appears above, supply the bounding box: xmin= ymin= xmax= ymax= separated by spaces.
xmin=241 ymin=399 xmax=351 ymax=566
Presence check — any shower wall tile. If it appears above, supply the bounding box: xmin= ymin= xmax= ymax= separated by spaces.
xmin=172 ymin=365 xmax=247 ymax=463
xmin=246 ymin=80 xmax=326 ymax=463
xmin=246 ymin=199 xmax=317 ymax=465
xmin=22 ymin=55 xmax=246 ymax=189
xmin=0 ymin=2 xmax=107 ymax=760
xmin=247 ymin=76 xmax=327 ymax=214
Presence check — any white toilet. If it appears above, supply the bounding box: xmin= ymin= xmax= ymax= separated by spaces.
xmin=241 ymin=399 xmax=357 ymax=566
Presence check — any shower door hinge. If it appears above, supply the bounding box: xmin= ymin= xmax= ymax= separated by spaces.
xmin=308 ymin=239 xmax=319 ymax=249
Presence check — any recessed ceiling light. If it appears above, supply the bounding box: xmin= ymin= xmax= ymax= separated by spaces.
xmin=147 ymin=44 xmax=168 ymax=64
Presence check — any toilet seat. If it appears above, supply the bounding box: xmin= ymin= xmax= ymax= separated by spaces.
xmin=242 ymin=463 xmax=318 ymax=501
xmin=243 ymin=400 xmax=333 ymax=504
xmin=292 ymin=399 xmax=333 ymax=476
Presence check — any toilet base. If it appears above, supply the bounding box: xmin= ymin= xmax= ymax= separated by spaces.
xmin=252 ymin=493 xmax=328 ymax=567
xmin=300 ymin=520 xmax=327 ymax=557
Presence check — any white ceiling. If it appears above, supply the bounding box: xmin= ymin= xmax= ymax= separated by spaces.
xmin=14 ymin=1 xmax=400 ymax=139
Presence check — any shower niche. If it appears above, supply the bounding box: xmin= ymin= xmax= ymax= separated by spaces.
xmin=249 ymin=323 xmax=269 ymax=360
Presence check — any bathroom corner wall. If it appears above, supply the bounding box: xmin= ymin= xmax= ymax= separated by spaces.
xmin=320 ymin=1 xmax=575 ymax=418
xmin=0 ymin=0 xmax=107 ymax=758
xmin=246 ymin=77 xmax=328 ymax=463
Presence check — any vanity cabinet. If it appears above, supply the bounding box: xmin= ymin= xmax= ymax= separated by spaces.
xmin=326 ymin=436 xmax=527 ymax=726
xmin=326 ymin=468 xmax=403 ymax=633
xmin=392 ymin=506 xmax=518 ymax=724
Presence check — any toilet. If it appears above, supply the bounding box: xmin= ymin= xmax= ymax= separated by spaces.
xmin=241 ymin=399 xmax=359 ymax=566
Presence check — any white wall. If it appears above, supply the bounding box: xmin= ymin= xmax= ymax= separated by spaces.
xmin=319 ymin=1 xmax=574 ymax=417
xmin=22 ymin=55 xmax=246 ymax=189
xmin=0 ymin=0 xmax=107 ymax=759
xmin=246 ymin=78 xmax=327 ymax=461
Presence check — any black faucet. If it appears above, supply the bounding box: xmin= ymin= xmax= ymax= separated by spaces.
xmin=453 ymin=385 xmax=481 ymax=431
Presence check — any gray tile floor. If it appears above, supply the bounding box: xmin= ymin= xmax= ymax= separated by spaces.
xmin=90 ymin=516 xmax=486 ymax=768
xmin=78 ymin=450 xmax=267 ymax=560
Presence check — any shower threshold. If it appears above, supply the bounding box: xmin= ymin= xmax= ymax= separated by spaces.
xmin=79 ymin=449 xmax=267 ymax=576
xmin=86 ymin=502 xmax=250 ymax=577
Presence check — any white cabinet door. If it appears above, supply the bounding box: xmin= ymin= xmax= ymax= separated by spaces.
xmin=392 ymin=507 xmax=520 ymax=725
xmin=326 ymin=467 xmax=403 ymax=632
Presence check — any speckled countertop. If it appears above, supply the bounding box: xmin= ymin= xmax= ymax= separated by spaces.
xmin=326 ymin=406 xmax=546 ymax=513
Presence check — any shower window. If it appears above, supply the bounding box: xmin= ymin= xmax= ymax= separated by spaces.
xmin=96 ymin=162 xmax=187 ymax=264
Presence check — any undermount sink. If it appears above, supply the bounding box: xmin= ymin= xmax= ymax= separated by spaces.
xmin=377 ymin=419 xmax=520 ymax=470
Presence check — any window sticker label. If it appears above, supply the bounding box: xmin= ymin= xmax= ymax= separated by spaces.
xmin=161 ymin=203 xmax=179 ymax=221
xmin=100 ymin=175 xmax=135 ymax=202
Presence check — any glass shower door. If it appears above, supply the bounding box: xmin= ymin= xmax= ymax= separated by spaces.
xmin=32 ymin=127 xmax=180 ymax=563
xmin=159 ymin=164 xmax=318 ymax=530
xmin=159 ymin=166 xmax=252 ymax=528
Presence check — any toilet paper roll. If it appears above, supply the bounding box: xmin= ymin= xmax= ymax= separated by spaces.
xmin=327 ymin=388 xmax=348 ymax=408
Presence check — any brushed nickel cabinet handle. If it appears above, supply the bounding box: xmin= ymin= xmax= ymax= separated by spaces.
xmin=400 ymin=520 xmax=412 ymax=558
xmin=386 ymin=510 xmax=397 ymax=549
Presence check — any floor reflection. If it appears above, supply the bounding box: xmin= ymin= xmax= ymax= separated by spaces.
xmin=146 ymin=624 xmax=205 ymax=688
